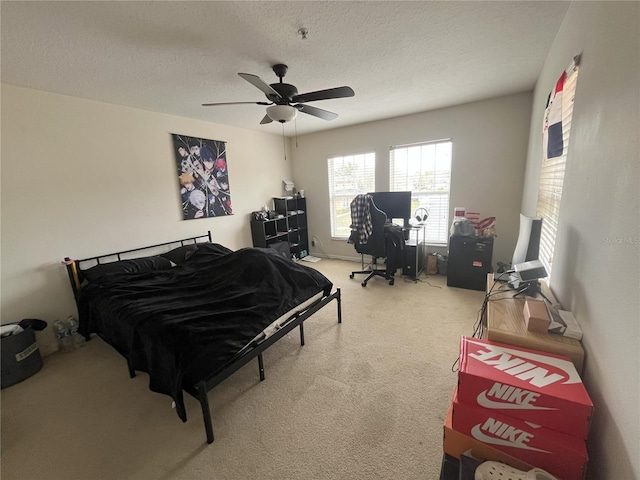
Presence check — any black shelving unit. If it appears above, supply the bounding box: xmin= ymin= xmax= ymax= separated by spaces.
xmin=250 ymin=196 xmax=309 ymax=259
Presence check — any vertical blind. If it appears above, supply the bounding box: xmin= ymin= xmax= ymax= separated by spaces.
xmin=390 ymin=140 xmax=453 ymax=244
xmin=536 ymin=60 xmax=579 ymax=277
xmin=327 ymin=152 xmax=376 ymax=238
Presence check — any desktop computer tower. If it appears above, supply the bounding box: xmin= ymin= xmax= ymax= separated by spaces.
xmin=447 ymin=236 xmax=493 ymax=291
xmin=402 ymin=239 xmax=425 ymax=279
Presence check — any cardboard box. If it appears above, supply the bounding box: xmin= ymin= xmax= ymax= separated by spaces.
xmin=452 ymin=394 xmax=587 ymax=480
xmin=559 ymin=310 xmax=583 ymax=340
xmin=443 ymin=395 xmax=534 ymax=473
xmin=547 ymin=306 xmax=584 ymax=341
xmin=458 ymin=336 xmax=593 ymax=440
xmin=524 ymin=298 xmax=550 ymax=333
xmin=427 ymin=254 xmax=438 ymax=275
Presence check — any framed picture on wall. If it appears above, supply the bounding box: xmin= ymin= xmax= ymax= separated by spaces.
xmin=171 ymin=134 xmax=233 ymax=219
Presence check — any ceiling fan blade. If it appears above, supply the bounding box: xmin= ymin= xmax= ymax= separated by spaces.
xmin=238 ymin=73 xmax=281 ymax=99
xmin=292 ymin=86 xmax=355 ymax=104
xmin=294 ymin=104 xmax=338 ymax=121
xmin=260 ymin=114 xmax=273 ymax=125
xmin=202 ymin=101 xmax=272 ymax=106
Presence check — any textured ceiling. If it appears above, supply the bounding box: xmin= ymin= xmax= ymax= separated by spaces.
xmin=1 ymin=1 xmax=570 ymax=137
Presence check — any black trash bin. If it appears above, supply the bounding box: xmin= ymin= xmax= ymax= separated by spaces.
xmin=1 ymin=326 xmax=44 ymax=389
xmin=437 ymin=254 xmax=448 ymax=276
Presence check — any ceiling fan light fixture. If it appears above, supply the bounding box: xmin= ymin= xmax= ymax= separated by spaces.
xmin=266 ymin=105 xmax=297 ymax=123
xmin=206 ymin=65 xmax=352 ymax=125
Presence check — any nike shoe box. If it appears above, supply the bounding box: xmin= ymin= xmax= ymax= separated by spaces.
xmin=457 ymin=336 xmax=593 ymax=440
xmin=452 ymin=391 xmax=588 ymax=480
xmin=443 ymin=393 xmax=534 ymax=473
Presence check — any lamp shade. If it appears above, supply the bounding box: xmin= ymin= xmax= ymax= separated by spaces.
xmin=266 ymin=105 xmax=297 ymax=123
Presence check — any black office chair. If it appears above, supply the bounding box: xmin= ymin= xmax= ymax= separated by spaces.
xmin=348 ymin=196 xmax=395 ymax=286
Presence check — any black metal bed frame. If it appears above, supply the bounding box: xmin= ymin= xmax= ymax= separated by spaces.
xmin=186 ymin=289 xmax=341 ymax=443
xmin=65 ymin=232 xmax=214 ymax=301
xmin=65 ymin=231 xmax=342 ymax=444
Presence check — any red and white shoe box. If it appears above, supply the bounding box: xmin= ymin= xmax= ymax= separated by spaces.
xmin=452 ymin=389 xmax=587 ymax=480
xmin=457 ymin=336 xmax=593 ymax=440
xmin=443 ymin=394 xmax=534 ymax=473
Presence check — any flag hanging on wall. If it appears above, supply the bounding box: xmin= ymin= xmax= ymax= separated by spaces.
xmin=542 ymin=59 xmax=579 ymax=161
xmin=543 ymin=71 xmax=567 ymax=159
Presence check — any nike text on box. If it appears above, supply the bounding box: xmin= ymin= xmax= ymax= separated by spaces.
xmin=452 ymin=391 xmax=588 ymax=480
xmin=457 ymin=336 xmax=593 ymax=440
xmin=443 ymin=394 xmax=534 ymax=473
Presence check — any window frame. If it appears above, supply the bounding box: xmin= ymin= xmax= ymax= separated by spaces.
xmin=327 ymin=151 xmax=376 ymax=240
xmin=389 ymin=139 xmax=453 ymax=245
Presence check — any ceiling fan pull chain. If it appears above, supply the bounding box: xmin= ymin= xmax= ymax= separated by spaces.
xmin=282 ymin=123 xmax=287 ymax=161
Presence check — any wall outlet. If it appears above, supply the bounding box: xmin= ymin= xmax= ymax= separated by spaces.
xmin=311 ymin=239 xmax=316 ymax=247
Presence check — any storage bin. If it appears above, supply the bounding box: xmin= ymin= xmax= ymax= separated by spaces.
xmin=1 ymin=327 xmax=43 ymax=389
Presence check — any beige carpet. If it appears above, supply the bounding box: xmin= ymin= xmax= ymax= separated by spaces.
xmin=1 ymin=258 xmax=485 ymax=480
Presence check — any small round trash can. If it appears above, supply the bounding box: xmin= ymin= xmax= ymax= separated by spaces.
xmin=1 ymin=325 xmax=44 ymax=389
xmin=437 ymin=254 xmax=448 ymax=276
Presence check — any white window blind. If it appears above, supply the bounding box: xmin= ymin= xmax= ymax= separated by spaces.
xmin=536 ymin=60 xmax=579 ymax=278
xmin=327 ymin=152 xmax=376 ymax=238
xmin=390 ymin=140 xmax=452 ymax=244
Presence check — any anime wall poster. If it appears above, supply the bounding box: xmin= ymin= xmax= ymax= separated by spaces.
xmin=171 ymin=134 xmax=233 ymax=219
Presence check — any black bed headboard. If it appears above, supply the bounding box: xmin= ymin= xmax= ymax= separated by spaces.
xmin=64 ymin=231 xmax=212 ymax=301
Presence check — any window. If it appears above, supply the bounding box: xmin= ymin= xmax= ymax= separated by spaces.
xmin=390 ymin=140 xmax=452 ymax=244
xmin=327 ymin=152 xmax=375 ymax=238
xmin=536 ymin=60 xmax=579 ymax=278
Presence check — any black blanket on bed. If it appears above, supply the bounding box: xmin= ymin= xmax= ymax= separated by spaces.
xmin=77 ymin=245 xmax=333 ymax=421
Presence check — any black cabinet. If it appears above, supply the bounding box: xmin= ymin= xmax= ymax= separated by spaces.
xmin=250 ymin=196 xmax=309 ymax=259
xmin=446 ymin=236 xmax=493 ymax=291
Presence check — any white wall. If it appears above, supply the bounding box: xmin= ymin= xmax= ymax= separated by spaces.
xmin=291 ymin=92 xmax=533 ymax=267
xmin=1 ymin=84 xmax=292 ymax=354
xmin=521 ymin=2 xmax=639 ymax=478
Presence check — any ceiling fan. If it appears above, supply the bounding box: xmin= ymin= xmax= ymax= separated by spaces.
xmin=202 ymin=64 xmax=355 ymax=124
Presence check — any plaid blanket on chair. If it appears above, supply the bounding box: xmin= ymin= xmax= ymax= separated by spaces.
xmin=348 ymin=194 xmax=373 ymax=245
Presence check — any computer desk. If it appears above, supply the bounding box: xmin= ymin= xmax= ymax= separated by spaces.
xmin=482 ymin=273 xmax=584 ymax=374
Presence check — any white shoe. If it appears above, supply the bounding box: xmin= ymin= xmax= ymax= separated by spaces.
xmin=474 ymin=461 xmax=559 ymax=480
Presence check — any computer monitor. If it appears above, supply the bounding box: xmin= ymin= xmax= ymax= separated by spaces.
xmin=512 ymin=214 xmax=543 ymax=266
xmin=508 ymin=214 xmax=545 ymax=293
xmin=368 ymin=191 xmax=412 ymax=222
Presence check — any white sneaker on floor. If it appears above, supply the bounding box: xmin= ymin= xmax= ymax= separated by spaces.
xmin=474 ymin=461 xmax=559 ymax=480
